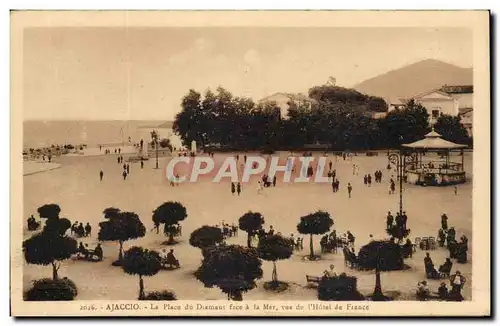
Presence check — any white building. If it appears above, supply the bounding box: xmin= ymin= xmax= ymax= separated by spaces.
xmin=387 ymin=85 xmax=473 ymax=136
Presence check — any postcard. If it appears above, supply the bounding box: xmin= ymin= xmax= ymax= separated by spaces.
xmin=10 ymin=10 xmax=490 ymax=316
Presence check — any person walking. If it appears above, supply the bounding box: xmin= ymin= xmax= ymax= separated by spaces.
xmin=122 ymin=170 xmax=127 ymax=180
xmin=126 ymin=164 xmax=130 ymax=174
xmin=347 ymin=183 xmax=352 ymax=198
xmin=99 ymin=170 xmax=104 ymax=181
xmin=237 ymin=182 xmax=241 ymax=196
xmin=231 ymin=182 xmax=236 ymax=196
xmin=141 ymin=160 xmax=144 ymax=169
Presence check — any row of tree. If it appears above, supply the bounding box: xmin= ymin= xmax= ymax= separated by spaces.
xmin=23 ymin=203 xmax=408 ymax=301
xmin=173 ymin=86 xmax=472 ymax=151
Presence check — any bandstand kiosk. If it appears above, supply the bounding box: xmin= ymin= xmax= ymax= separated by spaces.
xmin=402 ymin=130 xmax=468 ymax=186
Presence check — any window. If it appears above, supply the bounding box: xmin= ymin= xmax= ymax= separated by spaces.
xmin=432 ymin=109 xmax=440 ymax=118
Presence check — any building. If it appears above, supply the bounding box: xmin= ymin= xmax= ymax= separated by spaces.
xmin=387 ymin=85 xmax=473 ymax=136
xmin=258 ymin=92 xmax=313 ymax=119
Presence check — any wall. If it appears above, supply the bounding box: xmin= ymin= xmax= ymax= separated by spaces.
xmin=451 ymin=93 xmax=473 ymax=109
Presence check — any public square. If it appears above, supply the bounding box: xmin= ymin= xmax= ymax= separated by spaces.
xmin=20 ymin=150 xmax=473 ymax=301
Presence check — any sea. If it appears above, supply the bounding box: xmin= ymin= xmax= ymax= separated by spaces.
xmin=23 ymin=120 xmax=179 ymax=149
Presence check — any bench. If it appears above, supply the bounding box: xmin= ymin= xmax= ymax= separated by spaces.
xmin=306 ymin=275 xmax=321 ymax=286
xmin=75 ymin=249 xmax=102 ymax=262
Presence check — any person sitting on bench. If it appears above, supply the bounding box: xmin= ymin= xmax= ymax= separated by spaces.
xmin=78 ymin=241 xmax=90 ymax=259
xmin=165 ymin=249 xmax=180 ymax=269
xmin=438 ymin=282 xmax=449 ymax=300
xmin=323 ymin=264 xmax=336 ymax=278
xmin=94 ymin=243 xmax=103 ymax=261
xmin=416 ymin=280 xmax=430 ymax=300
xmin=424 ymin=252 xmax=439 ymax=279
xmin=439 ymin=258 xmax=453 ymax=277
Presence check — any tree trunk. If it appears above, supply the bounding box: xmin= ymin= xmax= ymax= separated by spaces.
xmin=51 ymin=262 xmax=58 ymax=280
xmin=118 ymin=240 xmax=124 ymax=261
xmin=272 ymin=261 xmax=278 ymax=283
xmin=247 ymin=233 xmax=252 ymax=248
xmin=309 ymin=234 xmax=314 ymax=259
xmin=373 ymin=268 xmax=382 ymax=297
xmin=139 ymin=275 xmax=145 ymax=300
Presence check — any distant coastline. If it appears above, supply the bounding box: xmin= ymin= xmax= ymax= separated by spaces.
xmin=23 ymin=120 xmax=177 ymax=149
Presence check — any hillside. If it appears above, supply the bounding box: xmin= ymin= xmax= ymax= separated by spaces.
xmin=353 ymin=59 xmax=473 ymax=103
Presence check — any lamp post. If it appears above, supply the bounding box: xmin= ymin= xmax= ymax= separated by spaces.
xmin=151 ymin=130 xmax=159 ymax=169
xmin=387 ymin=150 xmax=418 ymax=215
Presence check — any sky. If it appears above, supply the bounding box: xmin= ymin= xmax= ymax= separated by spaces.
xmin=23 ymin=27 xmax=473 ymax=120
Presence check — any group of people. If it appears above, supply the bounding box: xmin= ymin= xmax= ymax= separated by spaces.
xmin=438 ymin=214 xmax=469 ymax=263
xmin=417 ymin=270 xmax=466 ymax=301
xmin=320 ymin=230 xmax=356 ymax=254
xmin=386 ymin=211 xmax=408 ymax=234
xmin=159 ymin=249 xmax=180 ymax=269
xmin=424 ymin=252 xmax=454 ymax=279
xmin=230 ymin=182 xmax=243 ymax=196
xmin=77 ymin=241 xmax=103 ymax=261
xmin=216 ymin=221 xmax=238 ymax=239
xmin=71 ymin=221 xmax=92 ymax=238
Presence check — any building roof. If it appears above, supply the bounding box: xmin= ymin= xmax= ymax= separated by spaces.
xmin=459 ymin=107 xmax=473 ymax=116
xmin=411 ymin=89 xmax=454 ymax=100
xmin=440 ymin=85 xmax=473 ymax=94
xmin=402 ymin=129 xmax=467 ymax=149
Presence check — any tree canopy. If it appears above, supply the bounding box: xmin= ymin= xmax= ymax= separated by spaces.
xmin=189 ymin=226 xmax=224 ymax=249
xmin=98 ymin=210 xmax=146 ymax=263
xmin=122 ymin=246 xmax=162 ymax=278
xmin=152 ymin=202 xmax=187 ymax=244
xmin=172 ymin=85 xmax=455 ymax=152
xmin=434 ymin=114 xmax=471 ymax=145
xmin=257 ymin=235 xmax=293 ymax=284
xmin=23 ymin=232 xmax=77 ymax=280
xmin=357 ymin=240 xmax=405 ymax=271
xmin=37 ymin=204 xmax=61 ymax=219
xmin=239 ymin=211 xmax=265 ymax=247
xmin=297 ymin=210 xmax=334 ymax=235
xmin=194 ymin=245 xmax=263 ymax=300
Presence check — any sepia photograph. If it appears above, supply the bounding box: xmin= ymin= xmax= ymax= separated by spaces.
xmin=10 ymin=10 xmax=491 ymax=317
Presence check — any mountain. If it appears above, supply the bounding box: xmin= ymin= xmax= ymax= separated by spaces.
xmin=353 ymin=59 xmax=473 ymax=104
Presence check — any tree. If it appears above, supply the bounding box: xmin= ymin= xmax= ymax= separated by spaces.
xmin=238 ymin=211 xmax=265 ymax=247
xmin=189 ymin=226 xmax=224 ymax=249
xmin=173 ymin=89 xmax=209 ymax=149
xmin=194 ymin=245 xmax=263 ymax=300
xmin=44 ymin=217 xmax=72 ymax=236
xmin=23 ymin=232 xmax=77 ymax=280
xmin=357 ymin=240 xmax=405 ymax=301
xmin=159 ymin=138 xmax=173 ymax=151
xmin=378 ymin=100 xmax=430 ymax=148
xmin=37 ymin=204 xmax=61 ymax=220
xmin=297 ymin=211 xmax=334 ymax=259
xmin=152 ymin=202 xmax=187 ymax=244
xmin=98 ymin=209 xmax=146 ymax=265
xmin=317 ymin=274 xmax=365 ymax=301
xmin=121 ymin=246 xmax=162 ymax=300
xmin=257 ymin=235 xmax=293 ymax=288
xmin=434 ymin=114 xmax=471 ymax=145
